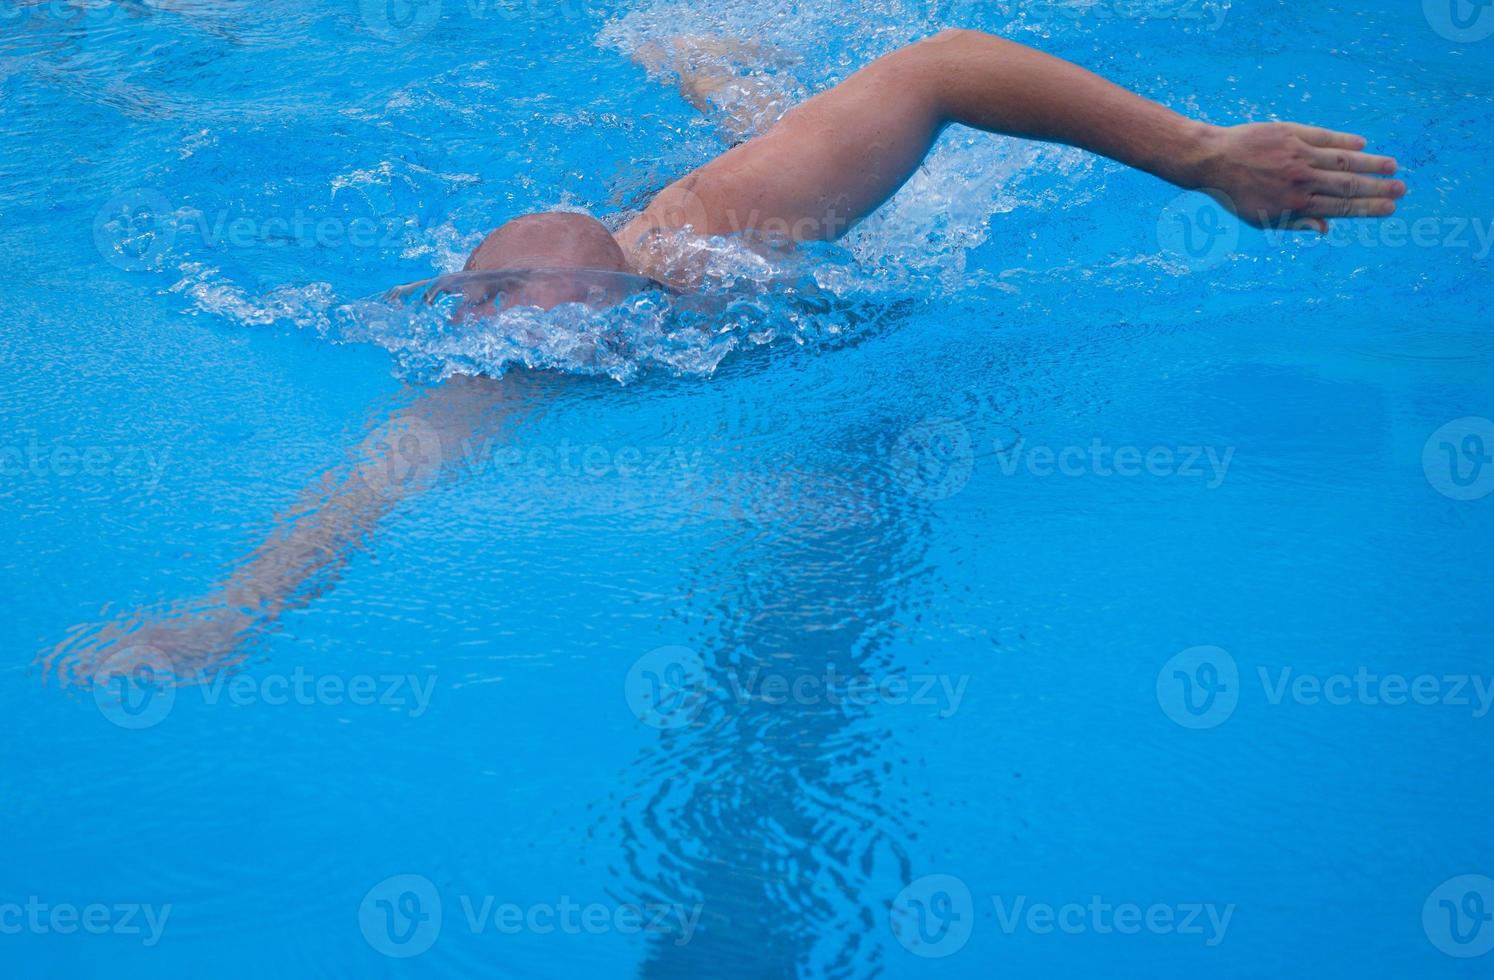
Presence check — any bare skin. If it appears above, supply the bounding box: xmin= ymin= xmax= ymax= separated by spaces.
xmin=46 ymin=29 xmax=1406 ymax=686
xmin=617 ymin=28 xmax=1403 ymax=280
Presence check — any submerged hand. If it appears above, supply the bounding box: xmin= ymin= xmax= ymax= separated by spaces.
xmin=43 ymin=599 xmax=257 ymax=689
xmin=1191 ymin=122 xmax=1405 ymax=233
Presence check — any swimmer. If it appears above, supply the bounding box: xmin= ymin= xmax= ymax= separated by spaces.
xmin=45 ymin=30 xmax=1405 ymax=684
xmin=472 ymin=28 xmax=1404 ymax=292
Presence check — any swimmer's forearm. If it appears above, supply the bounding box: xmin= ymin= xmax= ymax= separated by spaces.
xmin=220 ymin=470 xmax=392 ymax=620
xmin=214 ymin=375 xmax=527 ymax=623
xmin=916 ymin=30 xmax=1210 ymax=188
xmin=913 ymin=30 xmax=1400 ymax=228
xmin=631 ymin=28 xmax=1398 ymax=250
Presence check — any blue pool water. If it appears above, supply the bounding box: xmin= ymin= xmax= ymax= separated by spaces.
xmin=3 ymin=0 xmax=1492 ymax=976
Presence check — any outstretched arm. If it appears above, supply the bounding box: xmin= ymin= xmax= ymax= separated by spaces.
xmin=216 ymin=374 xmax=523 ymax=620
xmin=45 ymin=373 xmax=539 ymax=686
xmin=617 ymin=28 xmax=1404 ymax=258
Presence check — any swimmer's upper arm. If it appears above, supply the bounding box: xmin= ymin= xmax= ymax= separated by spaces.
xmin=615 ymin=39 xmax=947 ymax=263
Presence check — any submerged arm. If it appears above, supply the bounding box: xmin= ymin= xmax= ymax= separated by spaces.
xmin=220 ymin=374 xmax=516 ymax=619
xmin=618 ymin=28 xmax=1404 ymax=256
xmin=46 ymin=373 xmax=536 ymax=686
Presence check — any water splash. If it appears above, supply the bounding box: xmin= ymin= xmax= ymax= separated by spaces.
xmin=331 ymin=236 xmax=923 ymax=383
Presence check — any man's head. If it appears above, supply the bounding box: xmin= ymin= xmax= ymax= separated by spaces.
xmin=458 ymin=211 xmax=632 ymax=311
xmin=465 ymin=211 xmax=627 ymax=273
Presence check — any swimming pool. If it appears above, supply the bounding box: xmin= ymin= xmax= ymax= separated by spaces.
xmin=3 ymin=0 xmax=1492 ymax=975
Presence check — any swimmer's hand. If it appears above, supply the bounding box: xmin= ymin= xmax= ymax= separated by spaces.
xmin=1188 ymin=122 xmax=1405 ymax=233
xmin=42 ymin=599 xmax=256 ymax=689
xmin=631 ymin=35 xmax=802 ymax=139
xmin=384 ymin=278 xmax=434 ymax=303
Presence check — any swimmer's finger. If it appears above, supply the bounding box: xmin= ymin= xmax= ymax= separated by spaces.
xmin=1309 ymin=170 xmax=1408 ymax=200
xmin=1299 ymin=194 xmax=1399 ymax=219
xmin=385 ymin=277 xmax=433 ymax=302
xmin=1308 ymin=147 xmax=1399 ymax=176
xmin=420 ymin=281 xmax=458 ymax=307
xmin=1286 ymin=124 xmax=1367 ymax=150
